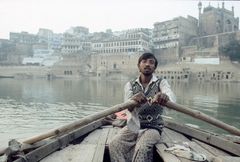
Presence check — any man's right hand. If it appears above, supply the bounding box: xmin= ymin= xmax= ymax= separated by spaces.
xmin=130 ymin=92 xmax=147 ymax=105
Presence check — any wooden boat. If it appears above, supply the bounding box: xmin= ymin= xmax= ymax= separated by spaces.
xmin=1 ymin=101 xmax=240 ymax=162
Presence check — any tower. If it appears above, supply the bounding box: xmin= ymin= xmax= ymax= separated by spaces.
xmin=198 ymin=1 xmax=202 ymax=36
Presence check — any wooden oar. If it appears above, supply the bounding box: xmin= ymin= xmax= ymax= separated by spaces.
xmin=1 ymin=100 xmax=240 ymax=156
xmin=0 ymin=100 xmax=137 ymax=156
xmin=22 ymin=100 xmax=136 ymax=144
xmin=165 ymin=101 xmax=240 ymax=136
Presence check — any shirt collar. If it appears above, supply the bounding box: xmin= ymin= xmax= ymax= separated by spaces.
xmin=135 ymin=74 xmax=158 ymax=86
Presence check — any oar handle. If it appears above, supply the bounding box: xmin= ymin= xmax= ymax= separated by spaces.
xmin=165 ymin=101 xmax=240 ymax=136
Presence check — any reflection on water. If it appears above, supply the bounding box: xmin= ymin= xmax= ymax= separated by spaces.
xmin=0 ymin=78 xmax=240 ymax=147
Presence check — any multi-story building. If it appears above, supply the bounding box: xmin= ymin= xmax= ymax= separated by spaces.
xmin=0 ymin=39 xmax=32 ymax=65
xmin=153 ymin=16 xmax=198 ymax=49
xmin=91 ymin=28 xmax=151 ymax=55
xmin=61 ymin=33 xmax=91 ymax=55
xmin=61 ymin=26 xmax=91 ymax=55
xmin=153 ymin=16 xmax=198 ymax=63
xmin=49 ymin=33 xmax=63 ymax=51
xmin=61 ymin=27 xmax=151 ymax=56
xmin=10 ymin=32 xmax=38 ymax=44
xmin=37 ymin=28 xmax=54 ymax=43
xmin=37 ymin=28 xmax=63 ymax=51
xmin=0 ymin=39 xmax=15 ymax=64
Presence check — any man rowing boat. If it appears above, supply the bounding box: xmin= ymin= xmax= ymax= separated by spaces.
xmin=109 ymin=53 xmax=176 ymax=162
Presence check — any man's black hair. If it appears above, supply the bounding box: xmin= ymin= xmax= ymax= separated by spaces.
xmin=138 ymin=53 xmax=158 ymax=67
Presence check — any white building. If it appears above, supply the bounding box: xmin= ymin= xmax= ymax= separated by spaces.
xmin=92 ymin=28 xmax=151 ymax=54
xmin=22 ymin=49 xmax=62 ymax=66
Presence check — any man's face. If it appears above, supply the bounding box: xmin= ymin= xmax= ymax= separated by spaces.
xmin=138 ymin=58 xmax=156 ymax=76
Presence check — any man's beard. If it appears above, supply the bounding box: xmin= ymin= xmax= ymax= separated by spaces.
xmin=142 ymin=70 xmax=153 ymax=76
xmin=143 ymin=72 xmax=152 ymax=76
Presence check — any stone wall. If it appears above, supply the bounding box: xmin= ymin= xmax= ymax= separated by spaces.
xmin=90 ymin=52 xmax=140 ymax=77
xmin=154 ymin=48 xmax=179 ymax=65
xmin=0 ymin=66 xmax=49 ymax=79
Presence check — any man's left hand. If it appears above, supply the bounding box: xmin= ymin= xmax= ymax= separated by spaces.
xmin=151 ymin=92 xmax=169 ymax=106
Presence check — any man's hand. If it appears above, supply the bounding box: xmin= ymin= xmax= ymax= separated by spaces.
xmin=151 ymin=92 xmax=169 ymax=106
xmin=128 ymin=92 xmax=147 ymax=112
xmin=131 ymin=92 xmax=147 ymax=105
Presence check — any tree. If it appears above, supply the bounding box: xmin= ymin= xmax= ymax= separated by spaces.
xmin=219 ymin=40 xmax=240 ymax=61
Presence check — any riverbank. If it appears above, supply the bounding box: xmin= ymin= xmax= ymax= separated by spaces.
xmin=156 ymin=61 xmax=240 ymax=82
xmin=0 ymin=61 xmax=239 ymax=82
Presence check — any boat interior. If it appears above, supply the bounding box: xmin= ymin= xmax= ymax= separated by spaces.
xmin=8 ymin=119 xmax=239 ymax=162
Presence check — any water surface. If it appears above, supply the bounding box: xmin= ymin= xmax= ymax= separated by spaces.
xmin=0 ymin=78 xmax=239 ymax=147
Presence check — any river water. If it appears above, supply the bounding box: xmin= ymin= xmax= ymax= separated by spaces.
xmin=0 ymin=78 xmax=240 ymax=147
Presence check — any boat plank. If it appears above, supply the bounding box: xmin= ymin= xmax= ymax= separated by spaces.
xmin=192 ymin=139 xmax=230 ymax=156
xmin=164 ymin=127 xmax=190 ymax=142
xmin=155 ymin=129 xmax=182 ymax=162
xmin=163 ymin=127 xmax=230 ymax=162
xmin=164 ymin=123 xmax=240 ymax=162
xmin=92 ymin=128 xmax=110 ymax=162
xmin=187 ymin=141 xmax=240 ymax=162
xmin=187 ymin=141 xmax=217 ymax=161
xmin=155 ymin=143 xmax=181 ymax=162
xmin=216 ymin=156 xmax=240 ymax=162
xmin=40 ymin=128 xmax=109 ymax=162
xmin=162 ymin=128 xmax=192 ymax=162
xmin=165 ymin=121 xmax=240 ymax=156
xmin=106 ymin=126 xmax=121 ymax=145
xmin=40 ymin=144 xmax=97 ymax=162
xmin=81 ymin=129 xmax=104 ymax=144
xmin=163 ymin=127 xmax=231 ymax=162
xmin=14 ymin=120 xmax=103 ymax=162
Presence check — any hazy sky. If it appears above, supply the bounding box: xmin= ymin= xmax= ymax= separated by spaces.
xmin=0 ymin=0 xmax=239 ymax=39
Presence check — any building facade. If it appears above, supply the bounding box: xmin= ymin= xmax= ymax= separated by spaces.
xmin=91 ymin=28 xmax=151 ymax=55
xmin=198 ymin=2 xmax=239 ymax=36
xmin=153 ymin=16 xmax=198 ymax=49
xmin=10 ymin=32 xmax=38 ymax=44
xmin=153 ymin=16 xmax=198 ymax=63
xmin=61 ymin=26 xmax=91 ymax=55
xmin=61 ymin=33 xmax=92 ymax=55
xmin=37 ymin=28 xmax=63 ymax=51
